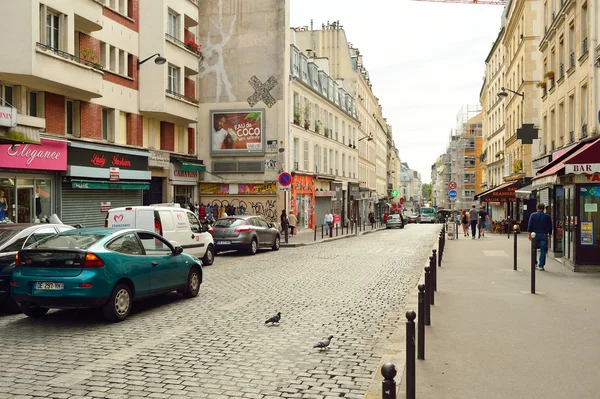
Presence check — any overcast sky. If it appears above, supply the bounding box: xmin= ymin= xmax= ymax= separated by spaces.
xmin=290 ymin=0 xmax=504 ymax=183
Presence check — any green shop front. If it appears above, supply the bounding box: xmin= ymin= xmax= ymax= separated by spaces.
xmin=61 ymin=141 xmax=151 ymax=228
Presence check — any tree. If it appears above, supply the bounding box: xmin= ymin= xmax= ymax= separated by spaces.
xmin=422 ymin=183 xmax=432 ymax=202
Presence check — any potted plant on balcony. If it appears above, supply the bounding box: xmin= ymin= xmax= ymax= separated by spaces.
xmin=303 ymin=103 xmax=312 ymax=130
xmin=544 ymin=71 xmax=555 ymax=80
xmin=293 ymin=103 xmax=302 ymax=126
xmin=314 ymin=120 xmax=322 ymax=134
xmin=536 ymin=82 xmax=547 ymax=88
xmin=184 ymin=40 xmax=202 ymax=55
xmin=79 ymin=48 xmax=99 ymax=68
xmin=324 ymin=127 xmax=330 ymax=137
xmin=512 ymin=159 xmax=523 ymax=174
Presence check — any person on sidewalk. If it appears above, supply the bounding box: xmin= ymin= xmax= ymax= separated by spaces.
xmin=280 ymin=209 xmax=288 ymax=235
xmin=527 ymin=203 xmax=553 ymax=271
xmin=469 ymin=204 xmax=479 ymax=239
xmin=478 ymin=205 xmax=490 ymax=238
xmin=461 ymin=209 xmax=470 ymax=237
xmin=288 ymin=212 xmax=297 ymax=236
xmin=324 ymin=210 xmax=334 ymax=236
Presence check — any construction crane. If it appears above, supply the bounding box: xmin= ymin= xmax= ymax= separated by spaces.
xmin=412 ymin=0 xmax=506 ymax=4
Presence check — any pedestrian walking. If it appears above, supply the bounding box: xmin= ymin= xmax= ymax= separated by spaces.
xmin=478 ymin=205 xmax=490 ymax=238
xmin=527 ymin=203 xmax=553 ymax=271
xmin=461 ymin=209 xmax=470 ymax=237
xmin=469 ymin=204 xmax=479 ymax=239
xmin=280 ymin=209 xmax=288 ymax=235
xmin=324 ymin=210 xmax=334 ymax=235
xmin=288 ymin=212 xmax=297 ymax=236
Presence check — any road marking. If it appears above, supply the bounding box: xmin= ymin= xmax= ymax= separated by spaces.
xmin=482 ymin=250 xmax=509 ymax=257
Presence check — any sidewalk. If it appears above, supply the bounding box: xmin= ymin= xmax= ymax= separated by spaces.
xmin=395 ymin=232 xmax=600 ymax=399
xmin=280 ymin=223 xmax=385 ymax=247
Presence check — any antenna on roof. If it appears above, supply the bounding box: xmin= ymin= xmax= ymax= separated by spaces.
xmin=310 ymin=19 xmax=313 ymax=30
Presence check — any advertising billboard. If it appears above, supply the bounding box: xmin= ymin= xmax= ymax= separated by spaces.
xmin=210 ymin=110 xmax=265 ymax=156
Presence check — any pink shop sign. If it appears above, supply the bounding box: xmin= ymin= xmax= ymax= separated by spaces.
xmin=0 ymin=138 xmax=67 ymax=171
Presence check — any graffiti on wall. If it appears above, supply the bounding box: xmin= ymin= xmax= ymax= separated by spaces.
xmin=200 ymin=183 xmax=276 ymax=195
xmin=249 ymin=199 xmax=277 ymax=222
xmin=238 ymin=183 xmax=276 ymax=195
xmin=205 ymin=197 xmax=278 ymax=222
xmin=200 ymin=0 xmax=237 ymax=102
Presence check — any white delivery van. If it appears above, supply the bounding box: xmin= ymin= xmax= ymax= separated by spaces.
xmin=106 ymin=205 xmax=215 ymax=266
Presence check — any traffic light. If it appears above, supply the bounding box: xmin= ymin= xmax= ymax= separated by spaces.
xmin=392 ymin=190 xmax=399 ymax=197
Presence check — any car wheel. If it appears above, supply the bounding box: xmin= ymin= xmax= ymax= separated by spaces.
xmin=1 ymin=296 xmax=22 ymax=314
xmin=202 ymin=244 xmax=215 ymax=266
xmin=102 ymin=283 xmax=132 ymax=322
xmin=183 ymin=267 xmax=201 ymax=299
xmin=19 ymin=302 xmax=49 ymax=318
xmin=272 ymin=235 xmax=280 ymax=251
xmin=247 ymin=238 xmax=258 ymax=255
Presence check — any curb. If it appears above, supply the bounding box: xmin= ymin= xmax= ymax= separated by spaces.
xmin=280 ymin=227 xmax=386 ymax=247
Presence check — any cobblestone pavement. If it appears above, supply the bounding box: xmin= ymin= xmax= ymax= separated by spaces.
xmin=0 ymin=224 xmax=440 ymax=399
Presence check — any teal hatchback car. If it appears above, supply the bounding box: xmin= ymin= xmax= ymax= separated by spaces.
xmin=11 ymin=228 xmax=203 ymax=322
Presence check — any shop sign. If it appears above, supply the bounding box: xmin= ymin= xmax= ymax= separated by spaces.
xmin=210 ymin=110 xmax=264 ymax=156
xmin=100 ymin=202 xmax=111 ymax=214
xmin=580 ymin=221 xmax=594 ymax=246
xmin=573 ymin=174 xmax=600 ymax=183
xmin=315 ymin=190 xmax=336 ymax=197
xmin=68 ymin=146 xmax=148 ymax=170
xmin=109 ymin=167 xmax=119 ymax=181
xmin=486 ymin=186 xmax=518 ymax=198
xmin=170 ymin=164 xmax=198 ymax=182
xmin=291 ymin=175 xmax=314 ymax=195
xmin=149 ymin=151 xmax=170 ymax=169
xmin=580 ymin=186 xmax=600 ymax=197
xmin=0 ymin=138 xmax=67 ymax=171
xmin=333 ymin=214 xmax=341 ymax=224
xmin=199 ymin=183 xmax=276 ymax=195
xmin=566 ymin=164 xmax=600 ymax=174
xmin=0 ymin=106 xmax=16 ymax=127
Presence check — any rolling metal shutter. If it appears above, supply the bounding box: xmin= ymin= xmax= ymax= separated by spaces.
xmin=539 ymin=188 xmax=550 ymax=208
xmin=61 ymin=184 xmax=143 ymax=228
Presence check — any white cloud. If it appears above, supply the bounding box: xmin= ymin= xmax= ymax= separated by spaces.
xmin=291 ymin=0 xmax=503 ymax=182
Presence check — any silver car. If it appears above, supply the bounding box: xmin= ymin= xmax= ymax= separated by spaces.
xmin=210 ymin=215 xmax=281 ymax=255
xmin=386 ymin=214 xmax=404 ymax=229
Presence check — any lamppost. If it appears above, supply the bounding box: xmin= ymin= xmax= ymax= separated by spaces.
xmin=497 ymin=87 xmax=524 ymax=99
xmin=358 ymin=134 xmax=374 ymax=142
xmin=137 ymin=53 xmax=167 ymax=69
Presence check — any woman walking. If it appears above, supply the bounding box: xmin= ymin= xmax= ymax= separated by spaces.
xmin=461 ymin=209 xmax=470 ymax=237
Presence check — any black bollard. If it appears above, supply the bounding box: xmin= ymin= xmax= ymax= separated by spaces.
xmin=508 ymin=221 xmax=511 ymax=239
xmin=513 ymin=225 xmax=518 ymax=271
xmin=381 ymin=363 xmax=397 ymax=399
xmin=424 ymin=266 xmax=431 ymax=325
xmin=405 ymin=310 xmax=416 ymax=399
xmin=335 ymin=224 xmax=337 ymax=237
xmin=430 ymin=254 xmax=437 ymax=292
xmin=321 ymin=224 xmax=324 ymax=239
xmin=314 ymin=227 xmax=317 ymax=241
xmin=428 ymin=259 xmax=435 ymax=305
xmin=531 ymin=232 xmax=536 ymax=294
xmin=433 ymin=248 xmax=439 ymax=269
xmin=417 ymin=284 xmax=426 ymax=360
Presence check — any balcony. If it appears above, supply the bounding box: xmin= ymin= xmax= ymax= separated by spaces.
xmin=559 ymin=63 xmax=564 ymax=80
xmin=73 ymin=0 xmax=103 ymax=32
xmin=569 ymin=52 xmax=575 ymax=70
xmin=165 ymin=33 xmax=201 ymax=73
xmin=582 ymin=37 xmax=588 ymax=54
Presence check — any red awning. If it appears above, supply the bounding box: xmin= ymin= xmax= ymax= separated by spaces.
xmin=475 ymin=182 xmax=514 ymax=201
xmin=533 ymin=139 xmax=599 ymax=181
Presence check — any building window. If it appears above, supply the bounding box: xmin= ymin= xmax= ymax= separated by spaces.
xmin=28 ymin=91 xmax=38 ymax=117
xmin=102 ymin=108 xmax=114 ymax=142
xmin=66 ymin=100 xmax=73 ymax=134
xmin=293 ymin=137 xmax=299 ymax=170
xmin=0 ymin=85 xmax=13 ymax=107
xmin=168 ymin=11 xmax=179 ymax=39
xmin=303 ymin=140 xmax=309 ymax=170
xmin=45 ymin=9 xmax=59 ymax=49
xmin=168 ymin=65 xmax=180 ymax=94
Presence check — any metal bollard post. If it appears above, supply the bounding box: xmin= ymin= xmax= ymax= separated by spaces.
xmin=405 ymin=311 xmax=416 ymax=399
xmin=424 ymin=267 xmax=431 ymax=326
xmin=314 ymin=227 xmax=317 ymax=241
xmin=508 ymin=221 xmax=511 ymax=239
xmin=381 ymin=363 xmax=397 ymax=399
xmin=354 ymin=219 xmax=358 ymax=235
xmin=321 ymin=224 xmax=324 ymax=239
xmin=513 ymin=225 xmax=518 ymax=271
xmin=428 ymin=259 xmax=435 ymax=305
xmin=433 ymin=248 xmax=439 ymax=269
xmin=430 ymin=254 xmax=437 ymax=292
xmin=335 ymin=224 xmax=338 ymax=237
xmin=417 ymin=284 xmax=426 ymax=360
xmin=531 ymin=232 xmax=536 ymax=294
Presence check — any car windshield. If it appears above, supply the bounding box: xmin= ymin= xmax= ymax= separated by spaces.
xmin=34 ymin=233 xmax=105 ymax=250
xmin=214 ymin=218 xmax=245 ymax=228
xmin=0 ymin=227 xmax=22 ymax=248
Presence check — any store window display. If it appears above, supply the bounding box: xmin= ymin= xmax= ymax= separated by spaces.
xmin=0 ymin=177 xmax=53 ymax=223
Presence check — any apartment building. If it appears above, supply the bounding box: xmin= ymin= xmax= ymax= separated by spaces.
xmin=289 ymin=44 xmax=360 ymax=228
xmin=0 ymin=0 xmax=201 ymax=227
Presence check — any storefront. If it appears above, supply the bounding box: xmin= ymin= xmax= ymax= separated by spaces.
xmin=291 ymin=174 xmax=315 ymax=229
xmin=170 ymin=156 xmax=205 ymax=208
xmin=145 ymin=150 xmax=170 ymax=205
xmin=532 ymin=137 xmax=600 ymax=271
xmin=0 ymin=137 xmax=67 ymax=223
xmin=62 ymin=141 xmax=151 ymax=227
xmin=199 ymin=182 xmax=278 ymax=222
xmin=476 ymin=179 xmax=533 ymax=231
xmin=314 ymin=178 xmax=334 ymax=229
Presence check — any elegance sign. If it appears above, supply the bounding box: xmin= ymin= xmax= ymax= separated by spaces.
xmin=565 ymin=164 xmax=600 ymax=174
xmin=0 ymin=138 xmax=67 ymax=170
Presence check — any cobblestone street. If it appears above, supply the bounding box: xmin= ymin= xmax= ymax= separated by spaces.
xmin=0 ymin=225 xmax=440 ymax=399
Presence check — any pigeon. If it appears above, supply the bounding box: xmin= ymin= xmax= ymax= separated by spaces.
xmin=313 ymin=335 xmax=334 ymax=350
xmin=265 ymin=312 xmax=281 ymax=325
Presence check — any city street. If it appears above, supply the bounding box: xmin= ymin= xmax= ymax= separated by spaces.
xmin=0 ymin=224 xmax=440 ymax=399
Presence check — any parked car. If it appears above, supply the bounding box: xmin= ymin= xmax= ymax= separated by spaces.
xmin=386 ymin=214 xmax=404 ymax=229
xmin=406 ymin=213 xmax=421 ymax=224
xmin=210 ymin=215 xmax=280 ymax=255
xmin=106 ymin=205 xmax=215 ymax=266
xmin=11 ymin=228 xmax=203 ymax=322
xmin=0 ymin=223 xmax=75 ymax=313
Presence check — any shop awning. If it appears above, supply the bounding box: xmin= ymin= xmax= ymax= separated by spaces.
xmin=533 ymin=139 xmax=600 ymax=186
xmin=515 ymin=184 xmax=536 ymax=200
xmin=71 ymin=180 xmax=150 ymax=190
xmin=475 ymin=182 xmax=512 ymax=200
xmin=476 ymin=181 xmax=523 ymax=202
xmin=181 ymin=162 xmax=206 ymax=173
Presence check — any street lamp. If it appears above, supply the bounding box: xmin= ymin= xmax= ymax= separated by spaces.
xmin=358 ymin=134 xmax=374 ymax=142
xmin=137 ymin=53 xmax=167 ymax=69
xmin=497 ymin=87 xmax=524 ymax=99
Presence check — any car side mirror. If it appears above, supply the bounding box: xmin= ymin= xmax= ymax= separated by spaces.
xmin=173 ymin=246 xmax=184 ymax=255
xmin=268 ymin=223 xmax=274 ymax=228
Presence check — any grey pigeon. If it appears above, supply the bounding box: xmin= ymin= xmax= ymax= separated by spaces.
xmin=265 ymin=312 xmax=281 ymax=325
xmin=313 ymin=335 xmax=333 ymax=350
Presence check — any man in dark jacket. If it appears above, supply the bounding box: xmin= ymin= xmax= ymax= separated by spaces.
xmin=527 ymin=203 xmax=553 ymax=271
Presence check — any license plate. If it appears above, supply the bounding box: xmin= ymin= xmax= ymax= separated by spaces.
xmin=216 ymin=241 xmax=231 ymax=245
xmin=35 ymin=282 xmax=64 ymax=290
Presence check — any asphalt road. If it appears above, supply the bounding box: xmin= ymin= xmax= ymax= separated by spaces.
xmin=0 ymin=224 xmax=440 ymax=399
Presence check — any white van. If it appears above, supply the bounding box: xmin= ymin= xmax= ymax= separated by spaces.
xmin=106 ymin=205 xmax=215 ymax=266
